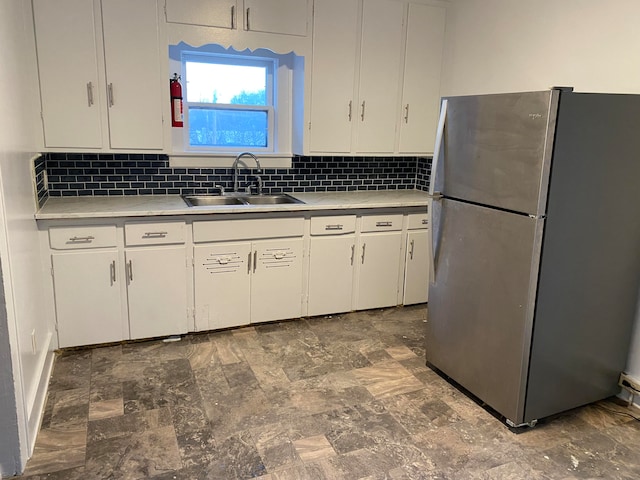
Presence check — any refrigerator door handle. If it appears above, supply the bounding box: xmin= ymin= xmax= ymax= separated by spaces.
xmin=428 ymin=99 xmax=448 ymax=283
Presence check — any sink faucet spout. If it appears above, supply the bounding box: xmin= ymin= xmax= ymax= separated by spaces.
xmin=233 ymin=152 xmax=262 ymax=193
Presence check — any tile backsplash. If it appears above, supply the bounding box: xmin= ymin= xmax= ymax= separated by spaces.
xmin=36 ymin=153 xmax=431 ymax=206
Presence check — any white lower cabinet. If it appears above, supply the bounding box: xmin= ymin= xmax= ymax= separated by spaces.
xmin=250 ymin=238 xmax=304 ymax=323
xmin=52 ymin=250 xmax=124 ymax=348
xmin=307 ymin=215 xmax=357 ymax=316
xmin=194 ymin=242 xmax=252 ymax=330
xmin=45 ymin=206 xmax=430 ymax=349
xmin=355 ymin=214 xmax=404 ymax=310
xmin=404 ymin=229 xmax=430 ymax=305
xmin=192 ymin=216 xmax=305 ymax=330
xmin=194 ymin=238 xmax=304 ymax=329
xmin=125 ymin=246 xmax=188 ymax=339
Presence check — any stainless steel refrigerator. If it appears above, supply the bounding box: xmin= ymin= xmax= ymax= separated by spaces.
xmin=426 ymin=89 xmax=640 ymax=427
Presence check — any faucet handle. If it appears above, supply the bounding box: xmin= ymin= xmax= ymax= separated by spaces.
xmin=214 ymin=184 xmax=226 ymax=195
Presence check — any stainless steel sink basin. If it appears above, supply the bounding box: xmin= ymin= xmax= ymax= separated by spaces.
xmin=182 ymin=194 xmax=304 ymax=207
xmin=182 ymin=195 xmax=245 ymax=207
xmin=243 ymin=194 xmax=304 ymax=205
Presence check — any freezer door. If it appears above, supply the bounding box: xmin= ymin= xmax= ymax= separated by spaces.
xmin=442 ymin=90 xmax=558 ymax=215
xmin=426 ymin=199 xmax=543 ymax=423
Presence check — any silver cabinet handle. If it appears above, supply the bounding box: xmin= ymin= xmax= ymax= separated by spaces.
xmin=409 ymin=239 xmax=415 ymax=260
xmin=350 ymin=245 xmax=355 ymax=266
xmin=142 ymin=231 xmax=168 ymax=238
xmin=110 ymin=260 xmax=116 ymax=285
xmin=69 ymin=235 xmax=94 ymax=243
xmin=246 ymin=7 xmax=250 ymax=30
xmin=376 ymin=221 xmax=392 ymax=227
xmin=253 ymin=250 xmax=257 ymax=273
xmin=231 ymin=5 xmax=235 ymax=29
xmin=127 ymin=259 xmax=133 ymax=281
xmin=404 ymin=104 xmax=410 ymax=123
xmin=422 ymin=219 xmax=428 ymax=225
xmin=348 ymin=101 xmax=353 ymax=122
xmin=86 ymin=82 xmax=94 ymax=106
xmin=361 ymin=243 xmax=366 ymax=264
xmin=325 ymin=224 xmax=343 ymax=231
xmin=247 ymin=251 xmax=251 ymax=274
xmin=107 ymin=83 xmax=114 ymax=107
xmin=360 ymin=101 xmax=366 ymax=121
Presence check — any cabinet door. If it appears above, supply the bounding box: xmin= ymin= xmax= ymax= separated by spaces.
xmin=403 ymin=229 xmax=430 ymax=305
xmin=52 ymin=250 xmax=123 ymax=348
xmin=251 ymin=238 xmax=304 ymax=323
xmin=309 ymin=0 xmax=359 ymax=153
xmin=356 ymin=232 xmax=403 ymax=310
xmin=399 ymin=4 xmax=446 ymax=154
xmin=33 ymin=0 xmax=103 ymax=148
xmin=194 ymin=243 xmax=251 ymax=330
xmin=244 ymin=0 xmax=308 ymax=36
xmin=165 ymin=0 xmax=237 ymax=29
xmin=308 ymin=235 xmax=356 ymax=317
xmin=101 ymin=0 xmax=163 ymax=149
xmin=356 ymin=0 xmax=404 ymax=153
xmin=126 ymin=247 xmax=188 ymax=340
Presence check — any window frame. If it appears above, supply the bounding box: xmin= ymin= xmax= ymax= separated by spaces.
xmin=181 ymin=52 xmax=278 ymax=153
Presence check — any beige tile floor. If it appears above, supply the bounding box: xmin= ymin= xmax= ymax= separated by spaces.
xmin=12 ymin=305 xmax=640 ymax=479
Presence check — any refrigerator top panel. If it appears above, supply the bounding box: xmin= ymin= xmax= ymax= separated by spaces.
xmin=441 ymin=90 xmax=559 ymax=215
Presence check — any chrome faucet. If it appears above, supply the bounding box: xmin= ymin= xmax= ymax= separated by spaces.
xmin=233 ymin=152 xmax=262 ymax=194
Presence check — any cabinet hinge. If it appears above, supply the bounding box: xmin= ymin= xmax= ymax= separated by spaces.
xmin=50 ymin=266 xmax=54 ymax=277
xmin=308 ymin=122 xmax=311 ymax=131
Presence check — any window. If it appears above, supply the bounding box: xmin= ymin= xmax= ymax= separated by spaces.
xmin=182 ymin=53 xmax=277 ymax=152
xmin=168 ymin=43 xmax=303 ymax=166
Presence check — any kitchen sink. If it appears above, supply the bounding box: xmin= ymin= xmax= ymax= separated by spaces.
xmin=182 ymin=194 xmax=304 ymax=207
xmin=243 ymin=194 xmax=304 ymax=205
xmin=182 ymin=195 xmax=245 ymax=207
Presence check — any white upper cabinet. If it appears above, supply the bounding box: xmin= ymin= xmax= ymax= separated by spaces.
xmin=165 ymin=0 xmax=237 ymax=29
xmin=244 ymin=0 xmax=309 ymax=36
xmin=310 ymin=0 xmax=405 ymax=155
xmin=309 ymin=0 xmax=359 ymax=152
xmin=355 ymin=0 xmax=405 ymax=153
xmin=308 ymin=0 xmax=446 ymax=156
xmin=33 ymin=0 xmax=103 ymax=148
xmin=32 ymin=0 xmax=164 ymax=151
xmin=165 ymin=0 xmax=309 ymax=36
xmin=398 ymin=3 xmax=446 ymax=154
xmin=102 ymin=0 xmax=164 ymax=150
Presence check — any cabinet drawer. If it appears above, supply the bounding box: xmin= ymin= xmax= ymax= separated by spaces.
xmin=49 ymin=225 xmax=117 ymax=250
xmin=310 ymin=215 xmax=356 ymax=235
xmin=125 ymin=221 xmax=186 ymax=246
xmin=193 ymin=217 xmax=304 ymax=242
xmin=361 ymin=214 xmax=403 ymax=232
xmin=407 ymin=213 xmax=429 ymax=230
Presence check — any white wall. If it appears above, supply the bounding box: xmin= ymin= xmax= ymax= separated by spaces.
xmin=0 ymin=0 xmax=55 ymax=475
xmin=441 ymin=0 xmax=640 ymax=395
xmin=441 ymin=0 xmax=640 ymax=96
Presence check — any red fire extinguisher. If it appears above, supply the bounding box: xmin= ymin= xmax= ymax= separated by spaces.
xmin=170 ymin=73 xmax=183 ymax=128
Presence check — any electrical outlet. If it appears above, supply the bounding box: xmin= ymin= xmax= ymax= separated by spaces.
xmin=619 ymin=372 xmax=640 ymax=393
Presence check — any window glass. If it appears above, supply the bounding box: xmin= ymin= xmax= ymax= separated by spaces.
xmin=182 ymin=53 xmax=275 ymax=151
xmin=185 ymin=62 xmax=267 ymax=105
xmin=189 ymin=108 xmax=268 ymax=147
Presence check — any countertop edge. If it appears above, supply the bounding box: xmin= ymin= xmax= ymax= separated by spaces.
xmin=35 ymin=192 xmax=430 ymax=221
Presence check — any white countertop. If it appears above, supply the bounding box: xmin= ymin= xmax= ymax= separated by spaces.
xmin=35 ymin=190 xmax=429 ymax=220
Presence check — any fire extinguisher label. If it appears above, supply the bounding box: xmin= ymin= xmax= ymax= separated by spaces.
xmin=173 ymin=98 xmax=183 ymax=125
